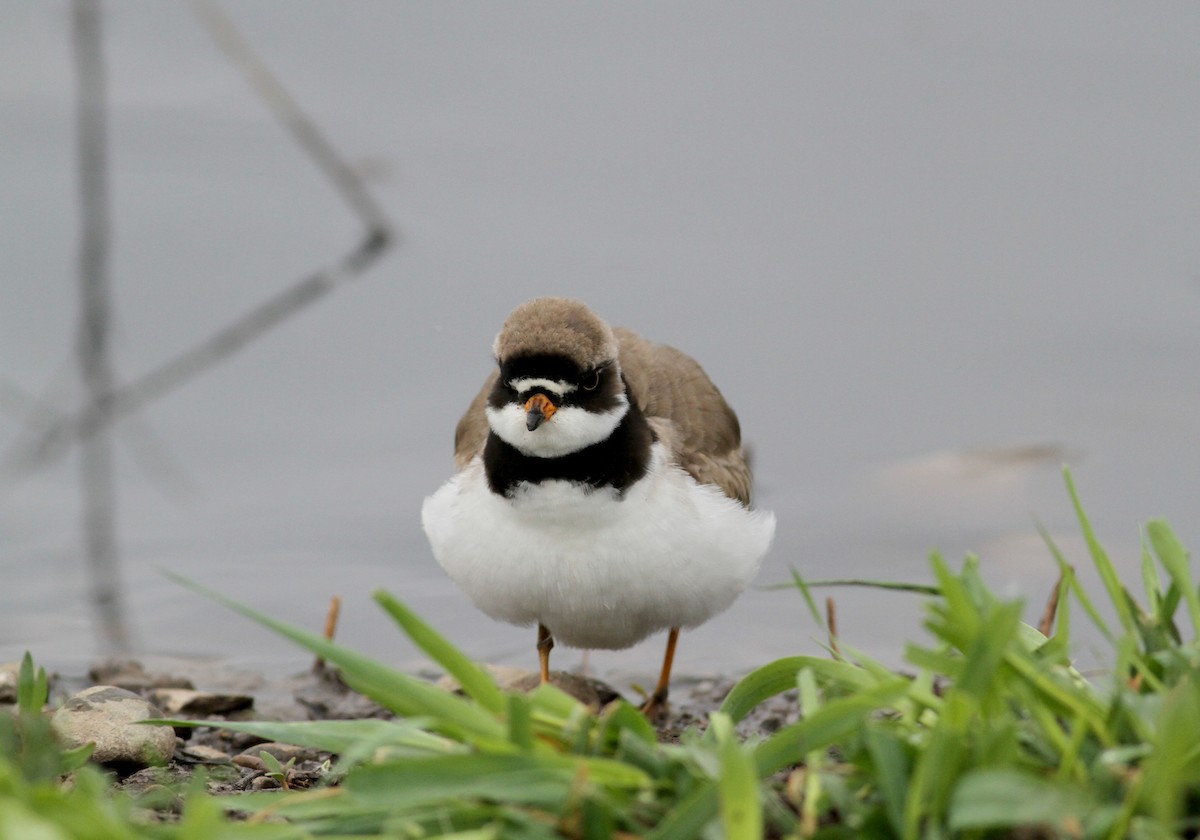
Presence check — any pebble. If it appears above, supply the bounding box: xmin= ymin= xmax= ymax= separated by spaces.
xmin=0 ymin=662 xmax=19 ymax=704
xmin=435 ymin=664 xmax=530 ymax=693
xmin=51 ymin=685 xmax=176 ymax=768
xmin=177 ymin=743 xmax=232 ymax=765
xmin=226 ymin=729 xmax=271 ymax=751
xmin=88 ymin=659 xmax=194 ymax=693
xmin=146 ymin=688 xmax=254 ymax=716
xmin=235 ymin=741 xmax=315 ymax=765
xmin=121 ymin=764 xmax=191 ymax=798
xmin=232 ymin=753 xmax=267 ymax=771
xmin=293 ymin=670 xmax=390 ymax=720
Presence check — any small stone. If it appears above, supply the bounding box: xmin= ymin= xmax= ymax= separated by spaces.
xmin=88 ymin=659 xmax=194 ymax=693
xmin=120 ymin=765 xmax=190 ymax=797
xmin=232 ymin=753 xmax=266 ymax=771
xmin=52 ymin=685 xmax=176 ymax=768
xmin=0 ymin=662 xmax=19 ymax=704
xmin=177 ymin=744 xmax=232 ymax=764
xmin=133 ymin=782 xmax=185 ymax=815
xmin=293 ymin=672 xmax=389 ymax=720
xmin=235 ymin=741 xmax=313 ymax=764
xmin=436 ymin=664 xmax=531 ymax=694
xmin=250 ymin=774 xmax=281 ymax=790
xmin=146 ymin=688 xmax=253 ymax=716
xmin=228 ymin=730 xmax=270 ymax=751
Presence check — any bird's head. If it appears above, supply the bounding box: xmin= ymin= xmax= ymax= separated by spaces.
xmin=485 ymin=298 xmax=628 ymax=458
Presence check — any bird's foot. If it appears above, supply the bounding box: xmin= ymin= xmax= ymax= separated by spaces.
xmin=639 ymin=689 xmax=670 ymax=722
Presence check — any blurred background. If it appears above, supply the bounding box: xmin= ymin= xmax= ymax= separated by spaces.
xmin=2 ymin=2 xmax=1199 ymax=687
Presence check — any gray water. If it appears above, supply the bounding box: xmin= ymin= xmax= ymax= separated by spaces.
xmin=3 ymin=3 xmax=1199 ymax=687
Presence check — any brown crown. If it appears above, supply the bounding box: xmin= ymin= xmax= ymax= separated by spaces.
xmin=492 ymin=297 xmax=619 ymax=370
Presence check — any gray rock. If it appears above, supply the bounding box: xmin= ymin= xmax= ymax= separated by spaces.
xmin=51 ymin=685 xmax=176 ymax=768
xmin=234 ymin=741 xmax=316 ymax=765
xmin=293 ymin=671 xmax=389 ymax=720
xmin=146 ymin=688 xmax=253 ymax=716
xmin=0 ymin=662 xmax=19 ymax=704
xmin=231 ymin=752 xmax=268 ymax=771
xmin=177 ymin=743 xmax=232 ymax=765
xmin=250 ymin=774 xmax=282 ymax=790
xmin=88 ymin=659 xmax=194 ymax=692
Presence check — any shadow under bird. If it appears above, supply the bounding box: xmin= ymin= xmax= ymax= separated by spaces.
xmin=422 ymin=297 xmax=775 ymax=716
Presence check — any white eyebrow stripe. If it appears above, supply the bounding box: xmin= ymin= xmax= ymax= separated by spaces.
xmin=510 ymin=377 xmax=576 ymax=397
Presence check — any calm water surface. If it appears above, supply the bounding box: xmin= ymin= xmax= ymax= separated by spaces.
xmin=3 ymin=4 xmax=1199 ymax=687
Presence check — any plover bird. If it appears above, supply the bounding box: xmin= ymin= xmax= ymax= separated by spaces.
xmin=422 ymin=298 xmax=775 ymax=716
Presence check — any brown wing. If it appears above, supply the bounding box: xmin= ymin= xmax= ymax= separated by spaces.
xmin=614 ymin=327 xmax=753 ymax=505
xmin=452 ymin=368 xmax=497 ymax=471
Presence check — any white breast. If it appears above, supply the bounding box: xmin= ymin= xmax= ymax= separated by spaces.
xmin=421 ymin=443 xmax=775 ymax=650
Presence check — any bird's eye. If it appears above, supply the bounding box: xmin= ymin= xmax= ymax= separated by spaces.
xmin=581 ymin=369 xmax=601 ymax=391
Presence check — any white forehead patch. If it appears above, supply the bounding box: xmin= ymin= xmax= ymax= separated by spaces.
xmin=509 ymin=377 xmax=577 ymax=398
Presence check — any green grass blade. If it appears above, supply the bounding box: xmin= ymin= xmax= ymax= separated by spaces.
xmin=156 ymin=717 xmax=458 ymax=758
xmin=1064 ymin=467 xmax=1137 ymax=635
xmin=754 ymin=677 xmax=910 ymax=778
xmin=1044 ymin=567 xmax=1074 ymax=659
xmin=16 ymin=653 xmax=48 ymax=715
xmin=507 ymin=693 xmax=534 ymax=751
xmin=1140 ymin=529 xmax=1163 ymax=617
xmin=715 ymin=656 xmax=877 ymax=728
xmin=839 ymin=640 xmax=931 ymax=700
xmin=956 ymin=600 xmax=1022 ymax=703
xmin=925 ymin=552 xmax=981 ymax=650
xmin=787 ymin=566 xmax=826 ymax=630
xmin=345 ymin=754 xmax=574 ymax=811
xmin=525 ymin=682 xmax=590 ymax=745
xmin=524 ymin=681 xmax=584 ymax=720
xmin=257 ymin=749 xmax=285 ymax=777
xmin=1146 ymin=519 xmax=1200 ymax=640
xmin=1001 ymin=650 xmax=1112 ymax=747
xmin=16 ymin=653 xmax=37 ymax=714
xmin=346 ymin=752 xmax=648 ymax=809
xmin=864 ymin=725 xmax=911 ymax=836
xmin=161 ymin=570 xmax=508 ymax=745
xmin=645 ymin=781 xmax=718 ymax=840
xmin=372 ymin=589 xmax=506 ymax=714
xmin=710 ymin=713 xmax=762 ymax=840
xmin=904 ymin=643 xmax=963 ymax=681
xmin=904 ymin=690 xmax=971 ymax=839
xmin=598 ymin=700 xmax=657 ymax=750
xmin=761 ymin=577 xmax=940 ymax=595
xmin=948 ymin=767 xmax=1097 ymax=832
xmin=1158 ymin=582 xmax=1184 ymax=643
xmin=1139 ymin=669 xmax=1200 ymax=825
xmin=1039 ymin=522 xmax=1114 ymax=643
xmin=795 ymin=667 xmax=826 ymax=835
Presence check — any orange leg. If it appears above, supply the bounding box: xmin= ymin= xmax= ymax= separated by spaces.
xmin=537 ymin=623 xmax=554 ymax=683
xmin=640 ymin=627 xmax=679 ymax=719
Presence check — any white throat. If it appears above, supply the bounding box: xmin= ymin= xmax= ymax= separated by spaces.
xmin=486 ymin=394 xmax=628 ymax=458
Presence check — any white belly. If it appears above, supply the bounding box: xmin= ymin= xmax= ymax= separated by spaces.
xmin=421 ymin=444 xmax=776 ymax=649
